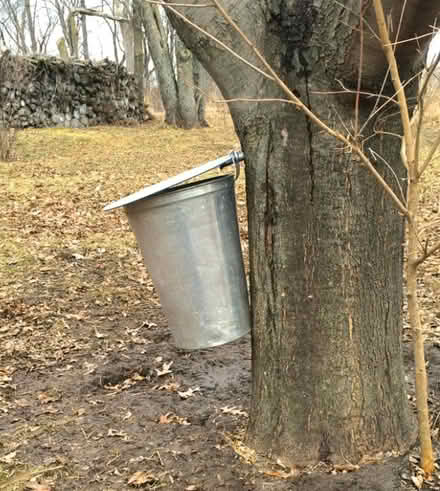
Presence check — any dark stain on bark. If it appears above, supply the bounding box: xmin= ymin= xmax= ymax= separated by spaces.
xmin=319 ymin=430 xmax=332 ymax=463
xmin=304 ymin=71 xmax=314 ymax=202
xmin=269 ymin=0 xmax=318 ymax=77
xmin=264 ymin=125 xmax=277 ymax=332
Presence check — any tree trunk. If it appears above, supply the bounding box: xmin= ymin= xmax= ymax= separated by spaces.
xmin=193 ymin=56 xmax=209 ymax=127
xmin=114 ymin=0 xmax=134 ymax=72
xmin=57 ymin=37 xmax=69 ymax=60
xmin=166 ymin=0 xmax=438 ymax=465
xmin=143 ymin=3 xmax=179 ymax=125
xmin=24 ymin=0 xmax=37 ymax=53
xmin=242 ymin=95 xmax=415 ymax=465
xmin=67 ymin=12 xmax=79 ymax=58
xmin=80 ymin=0 xmax=89 ymax=59
xmin=132 ymin=0 xmax=144 ymax=118
xmin=175 ymin=34 xmax=197 ymax=128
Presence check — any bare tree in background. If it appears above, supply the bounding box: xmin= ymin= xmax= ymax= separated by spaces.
xmin=143 ymin=3 xmax=208 ymax=128
xmin=113 ymin=0 xmax=133 ymax=71
xmin=79 ymin=0 xmax=88 ymax=59
xmin=50 ymin=0 xmax=80 ymax=57
xmin=0 ymin=0 xmax=54 ymax=54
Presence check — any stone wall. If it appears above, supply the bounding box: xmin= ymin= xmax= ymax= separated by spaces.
xmin=0 ymin=52 xmax=144 ymax=128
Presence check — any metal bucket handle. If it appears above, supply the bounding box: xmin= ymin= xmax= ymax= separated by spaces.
xmin=220 ymin=150 xmax=241 ymax=180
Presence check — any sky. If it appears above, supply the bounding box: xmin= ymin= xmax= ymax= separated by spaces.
xmin=46 ymin=16 xmax=119 ymax=60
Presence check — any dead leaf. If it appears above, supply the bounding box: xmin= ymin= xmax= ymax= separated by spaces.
xmin=411 ymin=475 xmax=424 ymax=489
xmin=94 ymin=328 xmax=106 ymax=338
xmin=132 ymin=373 xmax=145 ymax=381
xmin=263 ymin=468 xmax=299 ymax=479
xmin=37 ymin=392 xmax=58 ymax=404
xmin=221 ymin=406 xmax=248 ymax=417
xmin=159 ymin=412 xmax=190 ymax=425
xmin=128 ymin=471 xmax=156 ymax=486
xmin=15 ymin=398 xmax=31 ymax=407
xmin=155 ymin=360 xmax=173 ymax=377
xmin=154 ymin=381 xmax=180 ymax=392
xmin=178 ymin=387 xmax=201 ymax=399
xmin=333 ymin=463 xmax=360 ymax=472
xmin=25 ymin=481 xmax=52 ymax=491
xmin=107 ymin=428 xmax=129 ymax=439
xmin=0 ymin=451 xmax=16 ymax=464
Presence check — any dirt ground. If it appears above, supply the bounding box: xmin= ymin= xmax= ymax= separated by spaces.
xmin=1 ymin=115 xmax=440 ymax=490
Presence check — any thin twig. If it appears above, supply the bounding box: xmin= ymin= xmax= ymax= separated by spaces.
xmin=146 ymin=1 xmax=212 ymax=5
xmin=354 ymin=0 xmax=364 ymax=139
xmin=384 ymin=31 xmax=434 ymax=47
xmin=70 ymin=8 xmax=129 ymax=22
xmin=212 ymin=97 xmax=298 ymax=105
xmin=373 ymin=0 xmax=414 ymax=171
xmin=415 ymin=241 xmax=440 ymax=265
xmin=360 ymin=71 xmax=420 ymax=136
xmin=369 ymin=148 xmax=407 ymax=204
xmin=311 ymin=86 xmax=397 ymax=105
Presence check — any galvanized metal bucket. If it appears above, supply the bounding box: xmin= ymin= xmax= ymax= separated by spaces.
xmin=104 ymin=152 xmax=250 ymax=350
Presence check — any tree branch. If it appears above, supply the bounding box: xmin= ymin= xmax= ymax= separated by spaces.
xmin=373 ymin=0 xmax=415 ymax=172
xmin=70 ymin=8 xmax=129 ymax=23
xmin=416 ymin=241 xmax=440 ymax=265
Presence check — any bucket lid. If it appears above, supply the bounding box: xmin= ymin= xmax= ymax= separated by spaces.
xmin=104 ymin=150 xmax=244 ymax=211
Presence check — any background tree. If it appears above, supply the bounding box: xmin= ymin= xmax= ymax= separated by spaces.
xmin=51 ymin=0 xmax=80 ymax=57
xmin=79 ymin=0 xmax=88 ymax=59
xmin=0 ymin=0 xmax=55 ymax=54
xmin=113 ymin=0 xmax=133 ymax=70
xmin=143 ymin=2 xmax=208 ymax=127
xmin=164 ymin=0 xmax=439 ymax=465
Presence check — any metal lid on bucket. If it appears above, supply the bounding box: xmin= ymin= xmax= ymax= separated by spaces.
xmin=104 ymin=150 xmax=244 ymax=211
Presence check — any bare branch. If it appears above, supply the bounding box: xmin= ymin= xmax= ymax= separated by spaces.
xmin=354 ymin=0 xmax=364 ymax=139
xmin=416 ymin=241 xmax=440 ymax=265
xmin=373 ymin=0 xmax=415 ymax=171
xmin=147 ymin=0 xmax=212 ymax=5
xmin=70 ymin=7 xmax=129 ymax=23
xmin=369 ymin=148 xmax=407 ymax=205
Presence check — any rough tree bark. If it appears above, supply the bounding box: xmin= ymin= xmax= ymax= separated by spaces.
xmin=142 ymin=5 xmax=206 ymax=128
xmin=193 ymin=56 xmax=209 ymax=127
xmin=166 ymin=0 xmax=439 ymax=465
xmin=114 ymin=0 xmax=134 ymax=72
xmin=24 ymin=0 xmax=37 ymax=53
xmin=132 ymin=0 xmax=144 ymax=118
xmin=175 ymin=34 xmax=197 ymax=128
xmin=80 ymin=0 xmax=89 ymax=59
xmin=143 ymin=2 xmax=179 ymax=124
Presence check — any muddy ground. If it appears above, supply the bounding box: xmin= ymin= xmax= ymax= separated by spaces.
xmin=1 ymin=121 xmax=440 ymax=490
